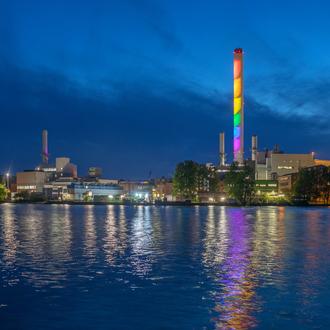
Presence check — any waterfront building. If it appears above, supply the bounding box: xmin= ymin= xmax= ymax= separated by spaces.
xmin=278 ymin=173 xmax=299 ymax=195
xmin=43 ymin=177 xmax=76 ymax=200
xmin=68 ymin=182 xmax=123 ymax=201
xmin=153 ymin=178 xmax=173 ymax=201
xmin=255 ymin=180 xmax=278 ymax=194
xmin=16 ymin=170 xmax=46 ymax=193
xmin=119 ymin=180 xmax=153 ymax=200
xmin=255 ymin=152 xmax=314 ymax=180
xmin=315 ymin=159 xmax=330 ymax=167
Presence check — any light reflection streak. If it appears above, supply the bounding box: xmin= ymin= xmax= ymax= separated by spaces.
xmin=1 ymin=204 xmax=17 ymax=266
xmin=104 ymin=205 xmax=118 ymax=265
xmin=204 ymin=207 xmax=288 ymax=330
xmin=49 ymin=204 xmax=72 ymax=263
xmin=213 ymin=208 xmax=257 ymax=330
xmin=84 ymin=205 xmax=97 ymax=262
xmin=298 ymin=210 xmax=322 ymax=307
xmin=17 ymin=205 xmax=74 ymax=288
xmin=203 ymin=206 xmax=228 ymax=269
xmin=130 ymin=206 xmax=154 ymax=276
xmin=117 ymin=205 xmax=128 ymax=256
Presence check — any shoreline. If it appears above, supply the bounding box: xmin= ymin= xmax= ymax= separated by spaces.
xmin=1 ymin=201 xmax=329 ymax=207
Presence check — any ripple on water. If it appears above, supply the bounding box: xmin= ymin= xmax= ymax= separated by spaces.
xmin=0 ymin=205 xmax=330 ymax=329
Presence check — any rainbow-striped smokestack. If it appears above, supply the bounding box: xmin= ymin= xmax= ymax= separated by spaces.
xmin=233 ymin=48 xmax=244 ymax=164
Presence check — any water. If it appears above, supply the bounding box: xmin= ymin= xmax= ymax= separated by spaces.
xmin=0 ymin=204 xmax=330 ymax=329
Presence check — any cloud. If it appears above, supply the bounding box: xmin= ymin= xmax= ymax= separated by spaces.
xmin=125 ymin=0 xmax=183 ymax=52
xmin=1 ymin=59 xmax=329 ymax=178
xmin=0 ymin=63 xmax=229 ymax=177
xmin=249 ymin=70 xmax=330 ymax=127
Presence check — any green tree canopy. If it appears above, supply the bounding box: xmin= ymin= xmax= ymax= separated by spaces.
xmin=0 ymin=184 xmax=8 ymax=201
xmin=293 ymin=166 xmax=330 ymax=204
xmin=224 ymin=162 xmax=255 ymax=205
xmin=173 ymin=161 xmax=220 ymax=201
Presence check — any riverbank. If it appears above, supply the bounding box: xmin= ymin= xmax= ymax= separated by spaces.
xmin=1 ymin=200 xmax=329 ymax=207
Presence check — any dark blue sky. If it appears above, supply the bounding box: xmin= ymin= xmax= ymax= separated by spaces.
xmin=1 ymin=0 xmax=330 ymax=179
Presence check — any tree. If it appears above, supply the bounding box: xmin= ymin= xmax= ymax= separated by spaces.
xmin=224 ymin=162 xmax=255 ymax=205
xmin=0 ymin=184 xmax=7 ymax=201
xmin=294 ymin=166 xmax=330 ymax=204
xmin=173 ymin=160 xmax=199 ymax=200
xmin=319 ymin=166 xmax=330 ymax=204
xmin=173 ymin=161 xmax=220 ymax=201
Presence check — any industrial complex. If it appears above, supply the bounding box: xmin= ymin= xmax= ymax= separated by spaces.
xmin=218 ymin=48 xmax=330 ymax=199
xmin=2 ymin=49 xmax=329 ymax=204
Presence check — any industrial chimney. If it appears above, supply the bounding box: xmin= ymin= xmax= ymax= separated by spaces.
xmin=252 ymin=135 xmax=257 ymax=161
xmin=42 ymin=129 xmax=49 ymax=164
xmin=233 ymin=48 xmax=244 ymax=164
xmin=219 ymin=132 xmax=226 ymax=166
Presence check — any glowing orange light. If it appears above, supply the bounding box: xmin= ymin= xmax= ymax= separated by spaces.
xmin=234 ymin=59 xmax=241 ymax=79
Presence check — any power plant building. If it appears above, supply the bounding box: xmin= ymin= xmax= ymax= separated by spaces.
xmin=254 ymin=151 xmax=315 ymax=180
xmin=56 ymin=157 xmax=78 ymax=178
xmin=16 ymin=170 xmax=47 ymax=193
xmin=68 ymin=182 xmax=123 ymax=201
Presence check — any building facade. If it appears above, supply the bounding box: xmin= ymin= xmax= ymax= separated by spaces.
xmin=16 ymin=171 xmax=46 ymax=193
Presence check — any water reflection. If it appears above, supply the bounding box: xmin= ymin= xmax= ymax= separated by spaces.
xmin=215 ymin=209 xmax=257 ymax=330
xmin=49 ymin=204 xmax=72 ymax=263
xmin=203 ymin=207 xmax=290 ymax=329
xmin=1 ymin=204 xmax=17 ymax=266
xmin=84 ymin=205 xmax=97 ymax=262
xmin=0 ymin=204 xmax=19 ymax=287
xmin=298 ymin=210 xmax=323 ymax=310
xmin=130 ymin=206 xmax=155 ymax=276
xmin=103 ymin=205 xmax=118 ymax=265
xmin=1 ymin=204 xmax=330 ymax=329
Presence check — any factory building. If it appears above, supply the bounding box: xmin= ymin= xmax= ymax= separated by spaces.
xmin=56 ymin=157 xmax=78 ymax=178
xmin=16 ymin=170 xmax=46 ymax=193
xmin=254 ymin=148 xmax=315 ymax=180
xmin=68 ymin=182 xmax=123 ymax=201
xmin=119 ymin=180 xmax=153 ymax=201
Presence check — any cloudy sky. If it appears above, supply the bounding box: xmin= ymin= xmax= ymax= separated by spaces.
xmin=1 ymin=0 xmax=330 ymax=178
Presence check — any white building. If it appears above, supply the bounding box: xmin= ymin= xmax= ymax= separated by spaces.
xmin=255 ymin=152 xmax=315 ymax=180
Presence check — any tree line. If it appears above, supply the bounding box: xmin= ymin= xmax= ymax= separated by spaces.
xmin=293 ymin=166 xmax=330 ymax=204
xmin=173 ymin=160 xmax=330 ymax=205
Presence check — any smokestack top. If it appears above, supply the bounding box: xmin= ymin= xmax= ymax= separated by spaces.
xmin=42 ymin=129 xmax=49 ymax=164
xmin=234 ymin=48 xmax=243 ymax=54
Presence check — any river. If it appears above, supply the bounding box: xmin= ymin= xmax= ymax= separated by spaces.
xmin=0 ymin=204 xmax=329 ymax=329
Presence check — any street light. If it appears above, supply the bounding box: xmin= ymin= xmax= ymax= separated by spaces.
xmin=6 ymin=172 xmax=10 ymax=190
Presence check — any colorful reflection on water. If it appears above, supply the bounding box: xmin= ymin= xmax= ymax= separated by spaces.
xmin=0 ymin=204 xmax=330 ymax=329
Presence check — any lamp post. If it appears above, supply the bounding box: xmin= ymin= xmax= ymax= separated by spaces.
xmin=6 ymin=172 xmax=10 ymax=190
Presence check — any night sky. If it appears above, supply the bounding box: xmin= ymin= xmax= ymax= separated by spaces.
xmin=1 ymin=0 xmax=330 ymax=179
